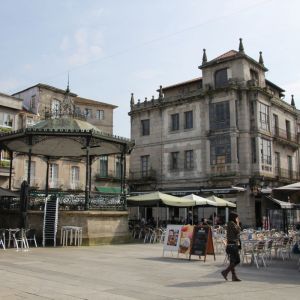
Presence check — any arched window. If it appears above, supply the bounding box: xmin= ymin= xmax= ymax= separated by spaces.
xmin=214 ymin=68 xmax=228 ymax=88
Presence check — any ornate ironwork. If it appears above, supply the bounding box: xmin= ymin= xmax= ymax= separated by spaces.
xmin=27 ymin=191 xmax=126 ymax=211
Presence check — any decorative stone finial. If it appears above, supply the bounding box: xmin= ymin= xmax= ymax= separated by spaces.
xmin=151 ymin=96 xmax=155 ymax=104
xmin=130 ymin=93 xmax=134 ymax=108
xmin=137 ymin=99 xmax=140 ymax=107
xmin=239 ymin=38 xmax=244 ymax=53
xmin=291 ymin=95 xmax=295 ymax=107
xmin=66 ymin=72 xmax=70 ymax=94
xmin=202 ymin=48 xmax=207 ymax=64
xmin=259 ymin=51 xmax=264 ymax=65
xmin=159 ymin=85 xmax=163 ymax=100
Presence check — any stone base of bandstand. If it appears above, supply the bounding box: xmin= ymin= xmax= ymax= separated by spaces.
xmin=0 ymin=210 xmax=131 ymax=246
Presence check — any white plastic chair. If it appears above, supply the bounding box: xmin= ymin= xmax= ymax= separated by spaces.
xmin=0 ymin=229 xmax=5 ymax=250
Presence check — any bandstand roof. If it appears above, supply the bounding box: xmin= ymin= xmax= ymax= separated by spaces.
xmin=0 ymin=116 xmax=134 ymax=157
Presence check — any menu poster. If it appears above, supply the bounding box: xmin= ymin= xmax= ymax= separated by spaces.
xmin=189 ymin=225 xmax=215 ymax=262
xmin=178 ymin=225 xmax=194 ymax=255
xmin=163 ymin=225 xmax=182 ymax=254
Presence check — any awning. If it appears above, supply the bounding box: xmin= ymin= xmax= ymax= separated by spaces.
xmin=206 ymin=195 xmax=236 ymax=207
xmin=95 ymin=186 xmax=121 ymax=194
xmin=182 ymin=194 xmax=217 ymax=206
xmin=266 ymin=196 xmax=294 ymax=209
xmin=127 ymin=191 xmax=195 ymax=207
xmin=274 ymin=182 xmax=300 ymax=191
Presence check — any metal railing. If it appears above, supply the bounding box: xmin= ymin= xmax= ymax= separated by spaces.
xmin=95 ymin=170 xmax=122 ymax=180
xmin=129 ymin=169 xmax=157 ymax=181
xmin=273 ymin=127 xmax=298 ymax=144
xmin=0 ymin=192 xmax=127 ymax=211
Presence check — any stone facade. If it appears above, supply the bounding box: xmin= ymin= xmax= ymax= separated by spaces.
xmin=0 ymin=93 xmax=23 ymax=187
xmin=128 ymin=41 xmax=300 ymax=227
xmin=10 ymin=83 xmax=129 ymax=193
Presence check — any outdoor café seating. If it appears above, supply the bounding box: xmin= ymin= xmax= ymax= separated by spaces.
xmin=0 ymin=228 xmax=5 ymax=250
xmin=60 ymin=226 xmax=83 ymax=246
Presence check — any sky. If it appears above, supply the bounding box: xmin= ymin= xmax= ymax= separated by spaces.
xmin=1 ymin=0 xmax=300 ymax=138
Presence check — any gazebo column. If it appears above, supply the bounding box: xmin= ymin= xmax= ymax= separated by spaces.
xmin=85 ymin=137 xmax=91 ymax=210
xmin=27 ymin=136 xmax=33 ymax=187
xmin=27 ymin=147 xmax=32 ymax=186
xmin=89 ymin=156 xmax=93 ymax=196
xmin=120 ymin=151 xmax=125 ymax=194
xmin=45 ymin=157 xmax=50 ymax=197
xmin=8 ymin=150 xmax=13 ymax=190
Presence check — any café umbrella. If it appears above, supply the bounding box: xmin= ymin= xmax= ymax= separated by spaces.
xmin=182 ymin=194 xmax=217 ymax=221
xmin=127 ymin=191 xmax=195 ymax=227
xmin=206 ymin=195 xmax=236 ymax=223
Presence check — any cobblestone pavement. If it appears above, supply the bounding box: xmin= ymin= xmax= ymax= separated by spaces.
xmin=0 ymin=243 xmax=299 ymax=299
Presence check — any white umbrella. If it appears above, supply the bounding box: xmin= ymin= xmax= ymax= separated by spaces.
xmin=182 ymin=194 xmax=217 ymax=206
xmin=274 ymin=182 xmax=300 ymax=190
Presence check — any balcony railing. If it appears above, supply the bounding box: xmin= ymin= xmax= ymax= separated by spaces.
xmin=210 ymin=164 xmax=236 ymax=178
xmin=95 ymin=170 xmax=122 ymax=181
xmin=274 ymin=167 xmax=300 ymax=181
xmin=129 ymin=169 xmax=157 ymax=181
xmin=273 ymin=127 xmax=298 ymax=144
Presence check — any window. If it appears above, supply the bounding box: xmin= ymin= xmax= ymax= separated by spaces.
xmin=116 ymin=156 xmax=122 ymax=178
xmin=75 ymin=106 xmax=81 ymax=114
xmin=260 ymin=138 xmax=271 ymax=165
xmin=100 ymin=155 xmax=108 ymax=177
xmin=215 ymin=68 xmax=228 ymax=88
xmin=171 ymin=113 xmax=179 ymax=131
xmin=141 ymin=155 xmax=149 ymax=177
xmin=85 ymin=108 xmax=92 ymax=118
xmin=209 ymin=101 xmax=230 ymax=130
xmin=259 ymin=102 xmax=270 ymax=131
xmin=30 ymin=95 xmax=36 ymax=110
xmin=26 ymin=117 xmax=35 ymax=127
xmin=25 ymin=160 xmax=36 ymax=179
xmin=51 ymin=99 xmax=60 ymax=117
xmin=250 ymin=69 xmax=259 ymax=82
xmin=288 ymin=155 xmax=293 ymax=179
xmin=170 ymin=152 xmax=179 ymax=170
xmin=96 ymin=110 xmax=105 ymax=120
xmin=49 ymin=163 xmax=58 ymax=182
xmin=71 ymin=166 xmax=79 ymax=184
xmin=210 ymin=135 xmax=231 ymax=165
xmin=1 ymin=150 xmax=10 ymax=161
xmin=184 ymin=111 xmax=193 ymax=129
xmin=273 ymin=114 xmax=279 ymax=135
xmin=237 ymin=137 xmax=239 ymax=163
xmin=275 ymin=152 xmax=280 ymax=176
xmin=141 ymin=119 xmax=150 ymax=136
xmin=286 ymin=120 xmax=291 ymax=140
xmin=251 ymin=137 xmax=257 ymax=163
xmin=0 ymin=112 xmax=13 ymax=127
xmin=184 ymin=150 xmax=194 ymax=169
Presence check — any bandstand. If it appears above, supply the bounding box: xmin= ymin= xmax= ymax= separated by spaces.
xmin=0 ymin=89 xmax=134 ymax=245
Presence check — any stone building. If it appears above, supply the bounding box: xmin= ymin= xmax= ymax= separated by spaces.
xmin=128 ymin=39 xmax=300 ymax=227
xmin=11 ymin=83 xmax=127 ymax=193
xmin=0 ymin=92 xmax=23 ymax=187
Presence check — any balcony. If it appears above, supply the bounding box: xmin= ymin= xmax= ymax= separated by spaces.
xmin=274 ymin=167 xmax=300 ymax=181
xmin=210 ymin=164 xmax=236 ymax=179
xmin=129 ymin=169 xmax=157 ymax=182
xmin=95 ymin=170 xmax=122 ymax=182
xmin=273 ymin=127 xmax=299 ymax=148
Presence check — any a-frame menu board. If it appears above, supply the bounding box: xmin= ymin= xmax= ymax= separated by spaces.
xmin=189 ymin=225 xmax=215 ymax=262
